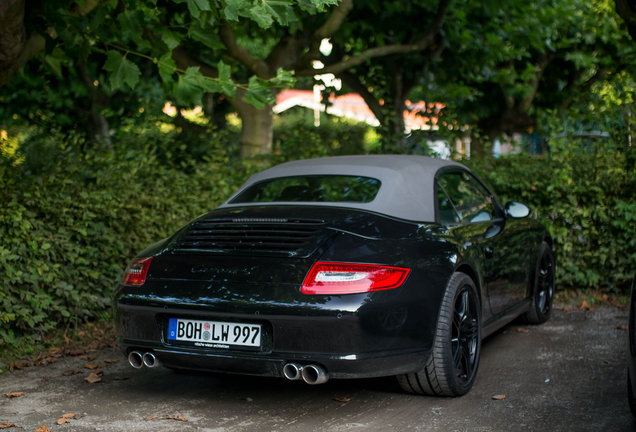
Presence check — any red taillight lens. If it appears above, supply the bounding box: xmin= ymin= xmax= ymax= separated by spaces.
xmin=121 ymin=257 xmax=153 ymax=286
xmin=301 ymin=262 xmax=410 ymax=295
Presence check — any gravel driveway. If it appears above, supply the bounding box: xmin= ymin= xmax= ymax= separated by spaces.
xmin=1 ymin=307 xmax=633 ymax=431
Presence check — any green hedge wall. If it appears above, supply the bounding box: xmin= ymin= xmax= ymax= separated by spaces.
xmin=1 ymin=129 xmax=635 ymax=346
xmin=0 ymin=144 xmax=247 ymax=345
xmin=466 ymin=146 xmax=636 ymax=291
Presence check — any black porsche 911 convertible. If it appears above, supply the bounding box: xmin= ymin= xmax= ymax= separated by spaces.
xmin=112 ymin=155 xmax=555 ymax=397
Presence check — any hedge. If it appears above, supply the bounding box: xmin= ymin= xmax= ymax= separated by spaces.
xmin=0 ymin=125 xmax=634 ymax=346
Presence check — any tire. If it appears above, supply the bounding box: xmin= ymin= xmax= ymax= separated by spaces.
xmin=523 ymin=242 xmax=555 ymax=325
xmin=629 ymin=370 xmax=636 ymax=419
xmin=397 ymin=272 xmax=481 ymax=397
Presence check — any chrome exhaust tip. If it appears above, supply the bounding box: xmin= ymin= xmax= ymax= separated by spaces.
xmin=283 ymin=363 xmax=304 ymax=380
xmin=128 ymin=351 xmax=144 ymax=369
xmin=301 ymin=364 xmax=329 ymax=385
xmin=142 ymin=352 xmax=159 ymax=368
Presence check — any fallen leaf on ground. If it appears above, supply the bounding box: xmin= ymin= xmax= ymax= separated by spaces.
xmin=62 ymin=370 xmax=82 ymax=376
xmin=145 ymin=416 xmax=159 ymax=421
xmin=604 ymin=360 xmax=614 ymax=365
xmin=104 ymin=359 xmax=118 ymax=364
xmin=69 ymin=349 xmax=84 ymax=356
xmin=113 ymin=376 xmax=129 ymax=380
xmin=48 ymin=348 xmax=63 ymax=357
xmin=161 ymin=415 xmax=188 ymax=421
xmin=56 ymin=418 xmax=70 ymax=425
xmin=3 ymin=392 xmax=26 ymax=398
xmin=0 ymin=421 xmax=23 ymax=429
xmin=59 ymin=413 xmax=81 ymax=420
xmin=42 ymin=376 xmax=51 ymax=382
xmin=334 ymin=397 xmax=352 ymax=402
xmin=34 ymin=427 xmax=50 ymax=432
xmin=0 ymin=369 xmax=3 ymax=374
xmin=64 ymin=336 xmax=72 ymax=345
xmin=492 ymin=395 xmax=506 ymax=400
xmin=85 ymin=372 xmax=103 ymax=383
xmin=614 ymin=325 xmax=628 ymax=330
xmin=516 ymin=328 xmax=529 ymax=333
xmin=79 ymin=355 xmax=98 ymax=361
xmin=579 ymin=299 xmax=598 ymax=311
xmin=590 ymin=376 xmax=596 ymax=380
xmin=82 ymin=363 xmax=99 ymax=369
xmin=563 ymin=307 xmax=571 ymax=312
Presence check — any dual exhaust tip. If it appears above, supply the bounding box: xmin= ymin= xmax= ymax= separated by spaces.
xmin=128 ymin=352 xmax=327 ymax=385
xmin=128 ymin=351 xmax=159 ymax=369
xmin=283 ymin=363 xmax=329 ymax=385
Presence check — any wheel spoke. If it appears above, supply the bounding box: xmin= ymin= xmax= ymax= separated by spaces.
xmin=458 ymin=291 xmax=469 ymax=323
xmin=452 ymin=338 xmax=461 ymax=367
xmin=463 ymin=345 xmax=473 ymax=377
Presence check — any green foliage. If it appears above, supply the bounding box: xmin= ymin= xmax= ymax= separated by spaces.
xmin=271 ymin=110 xmax=370 ymax=162
xmin=466 ymin=143 xmax=636 ymax=292
xmin=1 ymin=115 xmax=634 ymax=347
xmin=0 ymin=132 xmax=246 ymax=346
xmin=16 ymin=0 xmax=336 ymax=108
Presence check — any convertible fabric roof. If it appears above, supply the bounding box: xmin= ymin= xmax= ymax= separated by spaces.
xmin=220 ymin=155 xmax=467 ymax=222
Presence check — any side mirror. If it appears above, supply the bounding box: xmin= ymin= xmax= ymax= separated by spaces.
xmin=505 ymin=201 xmax=530 ymax=219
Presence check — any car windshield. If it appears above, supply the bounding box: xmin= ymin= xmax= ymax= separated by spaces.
xmin=230 ymin=175 xmax=382 ymax=204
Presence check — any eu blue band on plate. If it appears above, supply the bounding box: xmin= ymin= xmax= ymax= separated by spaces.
xmin=168 ymin=318 xmax=177 ymax=339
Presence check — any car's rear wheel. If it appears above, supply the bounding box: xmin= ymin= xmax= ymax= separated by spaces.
xmin=397 ymin=272 xmax=481 ymax=397
xmin=523 ymin=242 xmax=554 ymax=325
xmin=629 ymin=370 xmax=636 ymax=419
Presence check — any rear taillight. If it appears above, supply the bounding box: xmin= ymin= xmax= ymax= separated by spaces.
xmin=121 ymin=257 xmax=153 ymax=286
xmin=301 ymin=262 xmax=410 ymax=295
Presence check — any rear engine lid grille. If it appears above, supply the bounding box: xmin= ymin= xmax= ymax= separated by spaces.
xmin=171 ymin=218 xmax=330 ymax=257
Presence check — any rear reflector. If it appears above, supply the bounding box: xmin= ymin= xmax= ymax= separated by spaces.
xmin=121 ymin=257 xmax=153 ymax=286
xmin=301 ymin=262 xmax=410 ymax=295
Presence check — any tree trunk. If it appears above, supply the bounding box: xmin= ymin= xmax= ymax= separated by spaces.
xmin=233 ymin=89 xmax=274 ymax=158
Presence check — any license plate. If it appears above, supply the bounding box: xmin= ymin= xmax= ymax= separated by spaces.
xmin=167 ymin=318 xmax=261 ymax=350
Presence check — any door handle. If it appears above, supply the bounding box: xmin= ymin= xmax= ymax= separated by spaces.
xmin=484 ymin=246 xmax=494 ymax=259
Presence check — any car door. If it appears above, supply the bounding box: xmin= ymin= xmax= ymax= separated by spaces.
xmin=436 ymin=170 xmax=527 ymax=316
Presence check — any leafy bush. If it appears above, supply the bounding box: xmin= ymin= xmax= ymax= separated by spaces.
xmin=466 ymin=144 xmax=636 ymax=291
xmin=0 ymin=137 xmax=245 ymax=345
xmin=272 ymin=110 xmax=370 ymax=163
xmin=1 ymin=120 xmax=635 ymax=348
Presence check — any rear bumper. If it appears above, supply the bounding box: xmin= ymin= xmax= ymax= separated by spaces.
xmin=113 ymin=281 xmax=437 ymax=379
xmin=118 ymin=339 xmax=431 ymax=379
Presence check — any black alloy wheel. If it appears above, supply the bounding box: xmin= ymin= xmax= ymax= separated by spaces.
xmin=523 ymin=242 xmax=555 ymax=325
xmin=397 ymin=272 xmax=482 ymax=397
xmin=452 ymin=286 xmax=479 ymax=385
xmin=629 ymin=370 xmax=636 ymax=419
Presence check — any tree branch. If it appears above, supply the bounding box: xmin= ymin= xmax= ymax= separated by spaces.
xmin=172 ymin=46 xmax=219 ymax=78
xmin=219 ymin=20 xmax=269 ymax=78
xmin=293 ymin=0 xmax=353 ymax=69
xmin=518 ymin=53 xmax=553 ymax=113
xmin=295 ymin=0 xmax=451 ymax=77
xmin=336 ymin=70 xmax=386 ymax=125
xmin=414 ymin=0 xmax=451 ymax=50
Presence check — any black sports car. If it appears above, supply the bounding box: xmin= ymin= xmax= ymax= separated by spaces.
xmin=113 ymin=155 xmax=555 ymax=397
xmin=628 ymin=273 xmax=636 ymax=417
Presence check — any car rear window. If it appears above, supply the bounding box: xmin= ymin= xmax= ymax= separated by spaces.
xmin=230 ymin=175 xmax=382 ymax=204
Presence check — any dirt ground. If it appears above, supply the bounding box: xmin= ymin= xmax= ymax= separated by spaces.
xmin=1 ymin=307 xmax=634 ymax=432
